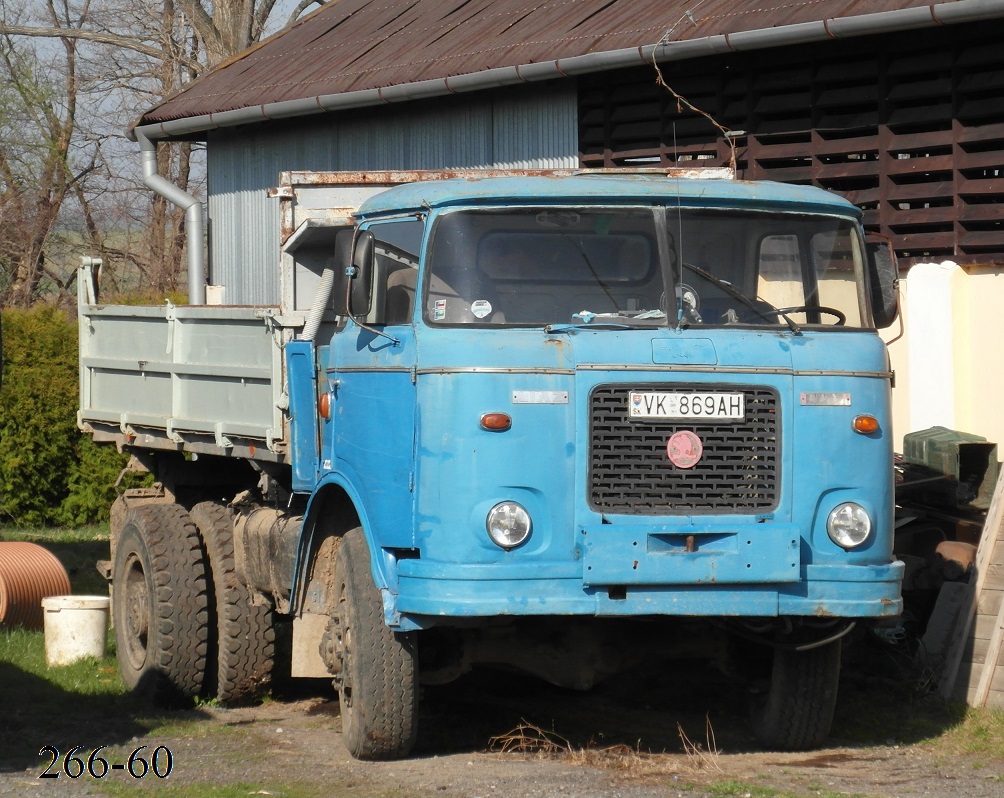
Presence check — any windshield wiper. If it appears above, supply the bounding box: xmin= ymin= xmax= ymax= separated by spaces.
xmin=683 ymin=262 xmax=802 ymax=335
xmin=544 ymin=308 xmax=667 ymax=333
xmin=544 ymin=322 xmax=633 ymax=334
xmin=546 ymin=308 xmax=659 ymax=333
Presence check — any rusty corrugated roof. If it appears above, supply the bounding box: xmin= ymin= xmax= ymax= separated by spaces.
xmin=137 ymin=0 xmax=988 ymax=132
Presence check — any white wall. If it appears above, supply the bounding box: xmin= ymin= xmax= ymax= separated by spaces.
xmin=882 ymin=261 xmax=1004 ymax=452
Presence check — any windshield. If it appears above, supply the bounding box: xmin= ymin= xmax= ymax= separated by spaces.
xmin=423 ymin=207 xmax=868 ymax=328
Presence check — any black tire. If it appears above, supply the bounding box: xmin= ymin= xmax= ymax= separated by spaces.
xmin=112 ymin=504 xmax=209 ymax=705
xmin=749 ymin=639 xmax=842 ymax=751
xmin=190 ymin=501 xmax=275 ymax=705
xmin=332 ymin=528 xmax=418 ymax=760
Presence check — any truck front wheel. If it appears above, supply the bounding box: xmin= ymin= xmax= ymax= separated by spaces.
xmin=331 ymin=528 xmax=418 ymax=760
xmin=749 ymin=639 xmax=841 ymax=751
xmin=112 ymin=504 xmax=209 ymax=704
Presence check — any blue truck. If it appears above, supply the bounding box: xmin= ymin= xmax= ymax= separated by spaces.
xmin=79 ymin=168 xmax=902 ymax=759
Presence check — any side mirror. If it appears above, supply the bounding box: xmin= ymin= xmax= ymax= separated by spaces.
xmin=353 ymin=230 xmax=375 ymax=314
xmin=866 ymin=237 xmax=899 ymax=329
xmin=332 ymin=229 xmax=374 ymax=317
xmin=331 ymin=229 xmax=353 ymax=316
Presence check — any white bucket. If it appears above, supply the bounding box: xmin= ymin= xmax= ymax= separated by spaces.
xmin=41 ymin=595 xmax=110 ymax=666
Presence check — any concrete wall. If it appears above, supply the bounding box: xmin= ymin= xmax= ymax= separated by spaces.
xmin=882 ymin=262 xmax=1004 ymax=453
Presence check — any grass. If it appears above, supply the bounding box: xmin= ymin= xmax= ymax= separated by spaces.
xmin=0 ymin=522 xmax=111 ymax=542
xmin=705 ymin=782 xmax=784 ymax=797
xmin=832 ymin=658 xmax=1004 ymax=761
xmin=928 ymin=704 xmax=1004 ymax=759
xmin=704 ymin=782 xmax=877 ymax=798
xmin=140 ymin=714 xmax=248 ymax=739
xmin=703 ymin=780 xmax=877 ymax=798
xmin=0 ymin=626 xmax=123 ymax=696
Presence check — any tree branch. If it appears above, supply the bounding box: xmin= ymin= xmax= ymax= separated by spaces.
xmin=286 ymin=0 xmax=327 ymax=29
xmin=175 ymin=0 xmax=222 ymax=56
xmin=0 ymin=23 xmax=199 ymax=70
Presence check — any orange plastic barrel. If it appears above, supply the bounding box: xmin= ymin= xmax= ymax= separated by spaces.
xmin=0 ymin=542 xmax=72 ymax=630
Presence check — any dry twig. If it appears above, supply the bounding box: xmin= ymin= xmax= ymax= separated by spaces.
xmin=677 ymin=715 xmax=723 ymax=772
xmin=488 ymin=721 xmax=571 ymax=755
xmin=490 ymin=721 xmax=687 ymax=779
xmin=649 ymin=3 xmax=738 ymax=172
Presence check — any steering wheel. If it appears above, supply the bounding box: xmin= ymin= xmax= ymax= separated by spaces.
xmin=759 ymin=305 xmax=846 ymax=326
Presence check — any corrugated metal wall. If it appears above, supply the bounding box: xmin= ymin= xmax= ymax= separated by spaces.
xmin=207 ymin=84 xmax=578 ymax=305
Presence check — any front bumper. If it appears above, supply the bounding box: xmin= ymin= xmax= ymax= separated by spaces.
xmin=392 ymin=558 xmax=904 ymax=630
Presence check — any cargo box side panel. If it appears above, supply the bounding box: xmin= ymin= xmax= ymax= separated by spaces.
xmin=79 ymin=304 xmax=294 ymax=463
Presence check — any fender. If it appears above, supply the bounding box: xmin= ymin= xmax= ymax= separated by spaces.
xmin=289 ymin=470 xmax=402 ymax=625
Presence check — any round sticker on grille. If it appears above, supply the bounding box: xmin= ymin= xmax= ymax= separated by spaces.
xmin=666 ymin=430 xmax=703 ymax=469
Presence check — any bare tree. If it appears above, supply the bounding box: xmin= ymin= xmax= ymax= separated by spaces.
xmin=0 ymin=0 xmax=328 ymax=303
xmin=0 ymin=0 xmax=89 ymax=308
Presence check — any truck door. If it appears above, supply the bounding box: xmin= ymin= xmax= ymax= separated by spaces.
xmin=326 ymin=218 xmax=423 ymax=550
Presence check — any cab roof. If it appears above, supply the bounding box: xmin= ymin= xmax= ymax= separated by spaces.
xmin=355 ymin=173 xmax=862 ymax=220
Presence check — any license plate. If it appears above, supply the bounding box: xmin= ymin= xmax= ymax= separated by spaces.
xmin=628 ymin=391 xmax=744 ymax=420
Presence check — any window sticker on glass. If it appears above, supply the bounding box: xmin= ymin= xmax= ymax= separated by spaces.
xmin=629 ymin=391 xmax=744 ymax=420
xmin=470 ymin=299 xmax=493 ymax=319
xmin=434 ymin=299 xmax=447 ymax=321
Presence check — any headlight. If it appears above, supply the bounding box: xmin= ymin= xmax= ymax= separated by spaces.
xmin=826 ymin=502 xmax=872 ymax=549
xmin=486 ymin=501 xmax=532 ymax=549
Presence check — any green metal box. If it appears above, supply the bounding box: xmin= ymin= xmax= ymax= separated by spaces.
xmin=902 ymin=426 xmax=999 ymax=510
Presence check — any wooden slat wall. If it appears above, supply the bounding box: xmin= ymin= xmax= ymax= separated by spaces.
xmin=578 ymin=20 xmax=1004 ymax=268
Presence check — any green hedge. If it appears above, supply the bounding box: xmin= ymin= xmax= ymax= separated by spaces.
xmin=0 ymin=306 xmax=127 ymax=526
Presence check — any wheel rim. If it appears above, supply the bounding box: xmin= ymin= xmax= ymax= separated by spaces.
xmin=121 ymin=553 xmax=151 ymax=671
xmin=335 ymin=590 xmax=354 ymax=710
xmin=330 ymin=530 xmax=418 ymax=759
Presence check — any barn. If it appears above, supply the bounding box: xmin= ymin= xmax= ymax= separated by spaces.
xmin=133 ymin=0 xmax=1004 ymax=449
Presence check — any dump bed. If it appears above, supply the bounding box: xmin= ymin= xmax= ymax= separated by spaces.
xmin=77 ymin=296 xmax=297 ymax=462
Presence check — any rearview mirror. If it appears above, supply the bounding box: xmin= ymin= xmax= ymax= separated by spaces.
xmin=332 ymin=229 xmax=374 ymax=317
xmin=866 ymin=237 xmax=899 ymax=329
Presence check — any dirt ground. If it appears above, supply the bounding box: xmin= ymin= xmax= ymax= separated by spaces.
xmin=3 ymin=650 xmax=1003 ymax=798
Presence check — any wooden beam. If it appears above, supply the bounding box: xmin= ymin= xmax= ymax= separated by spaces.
xmin=940 ymin=467 xmax=1004 ymax=700
xmin=974 ymin=595 xmax=1004 ymax=705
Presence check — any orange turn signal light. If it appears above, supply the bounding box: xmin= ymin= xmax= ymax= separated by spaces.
xmin=852 ymin=414 xmax=880 ymax=434
xmin=319 ymin=392 xmax=331 ymax=420
xmin=480 ymin=412 xmax=512 ymax=431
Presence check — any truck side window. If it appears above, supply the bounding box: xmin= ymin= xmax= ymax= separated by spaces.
xmin=810 ymin=229 xmax=865 ymax=326
xmin=365 ymin=219 xmax=424 ymax=325
xmin=757 ymin=234 xmax=806 ymax=310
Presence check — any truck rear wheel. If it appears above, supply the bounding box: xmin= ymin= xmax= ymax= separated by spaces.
xmin=749 ymin=639 xmax=841 ymax=750
xmin=332 ymin=528 xmax=418 ymax=760
xmin=112 ymin=504 xmax=209 ymax=704
xmin=190 ymin=501 xmax=275 ymax=705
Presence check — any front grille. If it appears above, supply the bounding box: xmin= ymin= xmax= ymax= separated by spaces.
xmin=589 ymin=384 xmax=780 ymax=514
